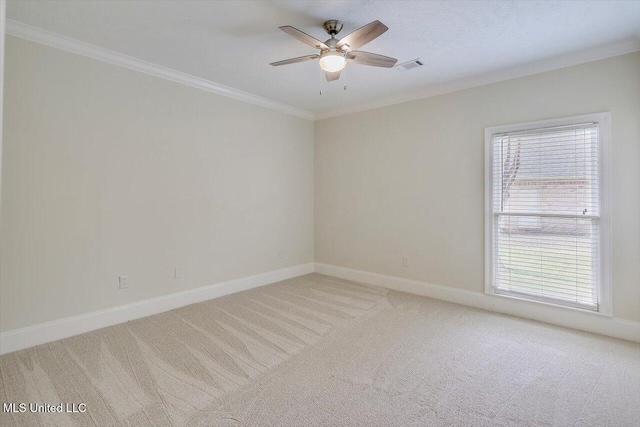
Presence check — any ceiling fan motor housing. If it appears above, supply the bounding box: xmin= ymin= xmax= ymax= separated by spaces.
xmin=323 ymin=38 xmax=340 ymax=50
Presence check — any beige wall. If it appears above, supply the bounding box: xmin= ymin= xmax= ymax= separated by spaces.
xmin=315 ymin=52 xmax=640 ymax=322
xmin=2 ymin=36 xmax=639 ymax=333
xmin=1 ymin=37 xmax=314 ymax=332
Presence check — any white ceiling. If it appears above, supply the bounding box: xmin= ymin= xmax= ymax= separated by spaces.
xmin=7 ymin=1 xmax=640 ymax=118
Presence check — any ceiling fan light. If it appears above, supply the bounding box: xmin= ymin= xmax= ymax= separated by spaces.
xmin=319 ymin=51 xmax=347 ymax=72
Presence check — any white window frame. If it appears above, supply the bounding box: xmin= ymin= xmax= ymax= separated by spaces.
xmin=484 ymin=112 xmax=612 ymax=315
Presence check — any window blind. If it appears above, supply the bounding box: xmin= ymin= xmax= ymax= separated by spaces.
xmin=491 ymin=123 xmax=600 ymax=310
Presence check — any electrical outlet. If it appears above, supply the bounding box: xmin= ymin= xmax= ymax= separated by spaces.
xmin=174 ymin=267 xmax=184 ymax=279
xmin=119 ymin=276 xmax=130 ymax=289
xmin=402 ymin=257 xmax=410 ymax=267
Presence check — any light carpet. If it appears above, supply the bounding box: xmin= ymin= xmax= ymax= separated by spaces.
xmin=1 ymin=273 xmax=638 ymax=426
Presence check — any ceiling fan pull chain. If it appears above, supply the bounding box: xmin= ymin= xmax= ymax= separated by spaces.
xmin=344 ymin=65 xmax=348 ymax=91
xmin=319 ymin=67 xmax=323 ymax=95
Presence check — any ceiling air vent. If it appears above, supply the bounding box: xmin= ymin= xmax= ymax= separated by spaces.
xmin=396 ymin=59 xmax=424 ymax=71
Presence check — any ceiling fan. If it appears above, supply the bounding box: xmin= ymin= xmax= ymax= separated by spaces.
xmin=270 ymin=20 xmax=398 ymax=82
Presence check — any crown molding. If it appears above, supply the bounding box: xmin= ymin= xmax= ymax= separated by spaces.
xmin=7 ymin=19 xmax=640 ymax=123
xmin=5 ymin=19 xmax=315 ymax=121
xmin=315 ymin=37 xmax=640 ymax=120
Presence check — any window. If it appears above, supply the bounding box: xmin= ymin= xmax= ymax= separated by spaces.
xmin=485 ymin=113 xmax=611 ymax=314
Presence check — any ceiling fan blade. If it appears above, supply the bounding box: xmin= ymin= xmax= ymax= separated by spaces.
xmin=279 ymin=26 xmax=329 ymax=50
xmin=270 ymin=54 xmax=319 ymax=66
xmin=324 ymin=70 xmax=341 ymax=82
xmin=337 ymin=20 xmax=388 ymax=51
xmin=347 ymin=51 xmax=398 ymax=68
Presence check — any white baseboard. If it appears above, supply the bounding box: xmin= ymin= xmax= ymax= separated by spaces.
xmin=3 ymin=261 xmax=636 ymax=355
xmin=0 ymin=263 xmax=314 ymax=355
xmin=315 ymin=262 xmax=640 ymax=343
